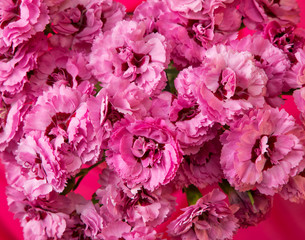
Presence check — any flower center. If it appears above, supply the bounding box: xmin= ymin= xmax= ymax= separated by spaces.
xmin=214 ymin=68 xmax=249 ymax=101
xmin=47 ymin=67 xmax=74 ymax=87
xmin=0 ymin=0 xmax=20 ymax=29
xmin=45 ymin=112 xmax=75 ymax=141
xmin=251 ymin=135 xmax=277 ymax=171
xmin=176 ymin=103 xmax=200 ymax=122
xmin=132 ymin=136 xmax=165 ymax=168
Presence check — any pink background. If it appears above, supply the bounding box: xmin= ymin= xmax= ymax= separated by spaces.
xmin=1 ymin=1 xmax=305 ymax=239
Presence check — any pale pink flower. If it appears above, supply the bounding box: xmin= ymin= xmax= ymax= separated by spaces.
xmin=24 ymin=85 xmax=99 ymax=165
xmin=197 ymin=44 xmax=267 ymax=124
xmin=231 ymin=34 xmax=290 ymax=107
xmin=220 ymin=108 xmax=305 ymax=195
xmin=16 ymin=131 xmax=67 ymax=199
xmin=29 ymin=47 xmax=95 ymax=97
xmin=280 ymin=170 xmax=305 ymax=203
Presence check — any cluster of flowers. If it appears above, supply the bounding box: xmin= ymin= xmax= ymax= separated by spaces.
xmin=1 ymin=0 xmax=305 ymax=239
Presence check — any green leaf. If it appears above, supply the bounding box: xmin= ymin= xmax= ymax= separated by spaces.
xmin=247 ymin=191 xmax=255 ymax=207
xmin=165 ymin=62 xmax=179 ymax=94
xmin=185 ymin=184 xmax=203 ymax=205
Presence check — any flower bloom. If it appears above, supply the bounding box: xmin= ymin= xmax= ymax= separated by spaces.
xmin=0 ymin=93 xmax=28 ymax=151
xmin=197 ymin=44 xmax=267 ymax=124
xmin=239 ymin=0 xmax=300 ymax=30
xmin=220 ymin=107 xmax=305 ymax=195
xmin=0 ymin=33 xmax=48 ymax=95
xmin=167 ymin=189 xmax=239 ymax=240
xmin=16 ymin=131 xmax=67 ymax=199
xmin=24 ymin=85 xmax=100 ymax=166
xmin=106 ymin=116 xmax=183 ymax=191
xmin=181 ymin=137 xmax=224 ymax=189
xmin=231 ymin=34 xmax=290 ymax=107
xmin=0 ymin=0 xmax=49 ymax=48
xmin=89 ymin=20 xmax=169 ymax=96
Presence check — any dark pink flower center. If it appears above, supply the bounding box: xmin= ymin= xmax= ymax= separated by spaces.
xmin=45 ymin=112 xmax=75 ymax=141
xmin=251 ymin=135 xmax=277 ymax=171
xmin=0 ymin=0 xmax=21 ymax=29
xmin=132 ymin=136 xmax=165 ymax=168
xmin=186 ymin=19 xmax=213 ymax=47
xmin=176 ymin=104 xmax=199 ymax=122
xmin=116 ymin=47 xmax=151 ymax=78
xmin=214 ymin=68 xmax=249 ymax=101
xmin=47 ymin=67 xmax=76 ymax=87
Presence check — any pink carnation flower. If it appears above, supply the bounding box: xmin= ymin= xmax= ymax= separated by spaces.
xmin=89 ymin=20 xmax=169 ymax=96
xmin=220 ymin=108 xmax=305 ymax=195
xmin=167 ymin=189 xmax=239 ymax=240
xmin=0 ymin=33 xmax=48 ymax=95
xmin=263 ymin=21 xmax=305 ymax=64
xmin=0 ymin=93 xmax=28 ymax=151
xmin=239 ymin=0 xmax=300 ymax=30
xmin=50 ymin=0 xmax=111 ymax=51
xmin=24 ymin=85 xmax=100 ymax=165
xmin=29 ymin=47 xmax=95 ymax=97
xmin=0 ymin=0 xmax=49 ymax=48
xmin=97 ymin=168 xmax=176 ymax=229
xmin=106 ymin=116 xmax=183 ymax=191
xmin=285 ymin=49 xmax=305 ymax=91
xmin=103 ymin=77 xmax=152 ymax=119
xmin=197 ymin=44 xmax=267 ymax=124
xmin=7 ymin=188 xmax=69 ymax=240
xmin=152 ymin=0 xmax=241 ymax=69
xmin=231 ymin=34 xmax=290 ymax=107
xmin=181 ymin=137 xmax=224 ymax=189
xmin=280 ymin=170 xmax=305 ymax=203
xmin=169 ymin=96 xmax=218 ymax=154
xmin=16 ymin=131 xmax=67 ymax=199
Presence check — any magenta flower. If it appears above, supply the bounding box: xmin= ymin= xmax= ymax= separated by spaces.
xmin=221 ymin=107 xmax=305 ymax=195
xmin=167 ymin=189 xmax=239 ymax=240
xmin=97 ymin=168 xmax=176 ymax=228
xmin=106 ymin=116 xmax=183 ymax=191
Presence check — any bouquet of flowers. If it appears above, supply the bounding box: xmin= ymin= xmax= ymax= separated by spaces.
xmin=1 ymin=0 xmax=305 ymax=239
